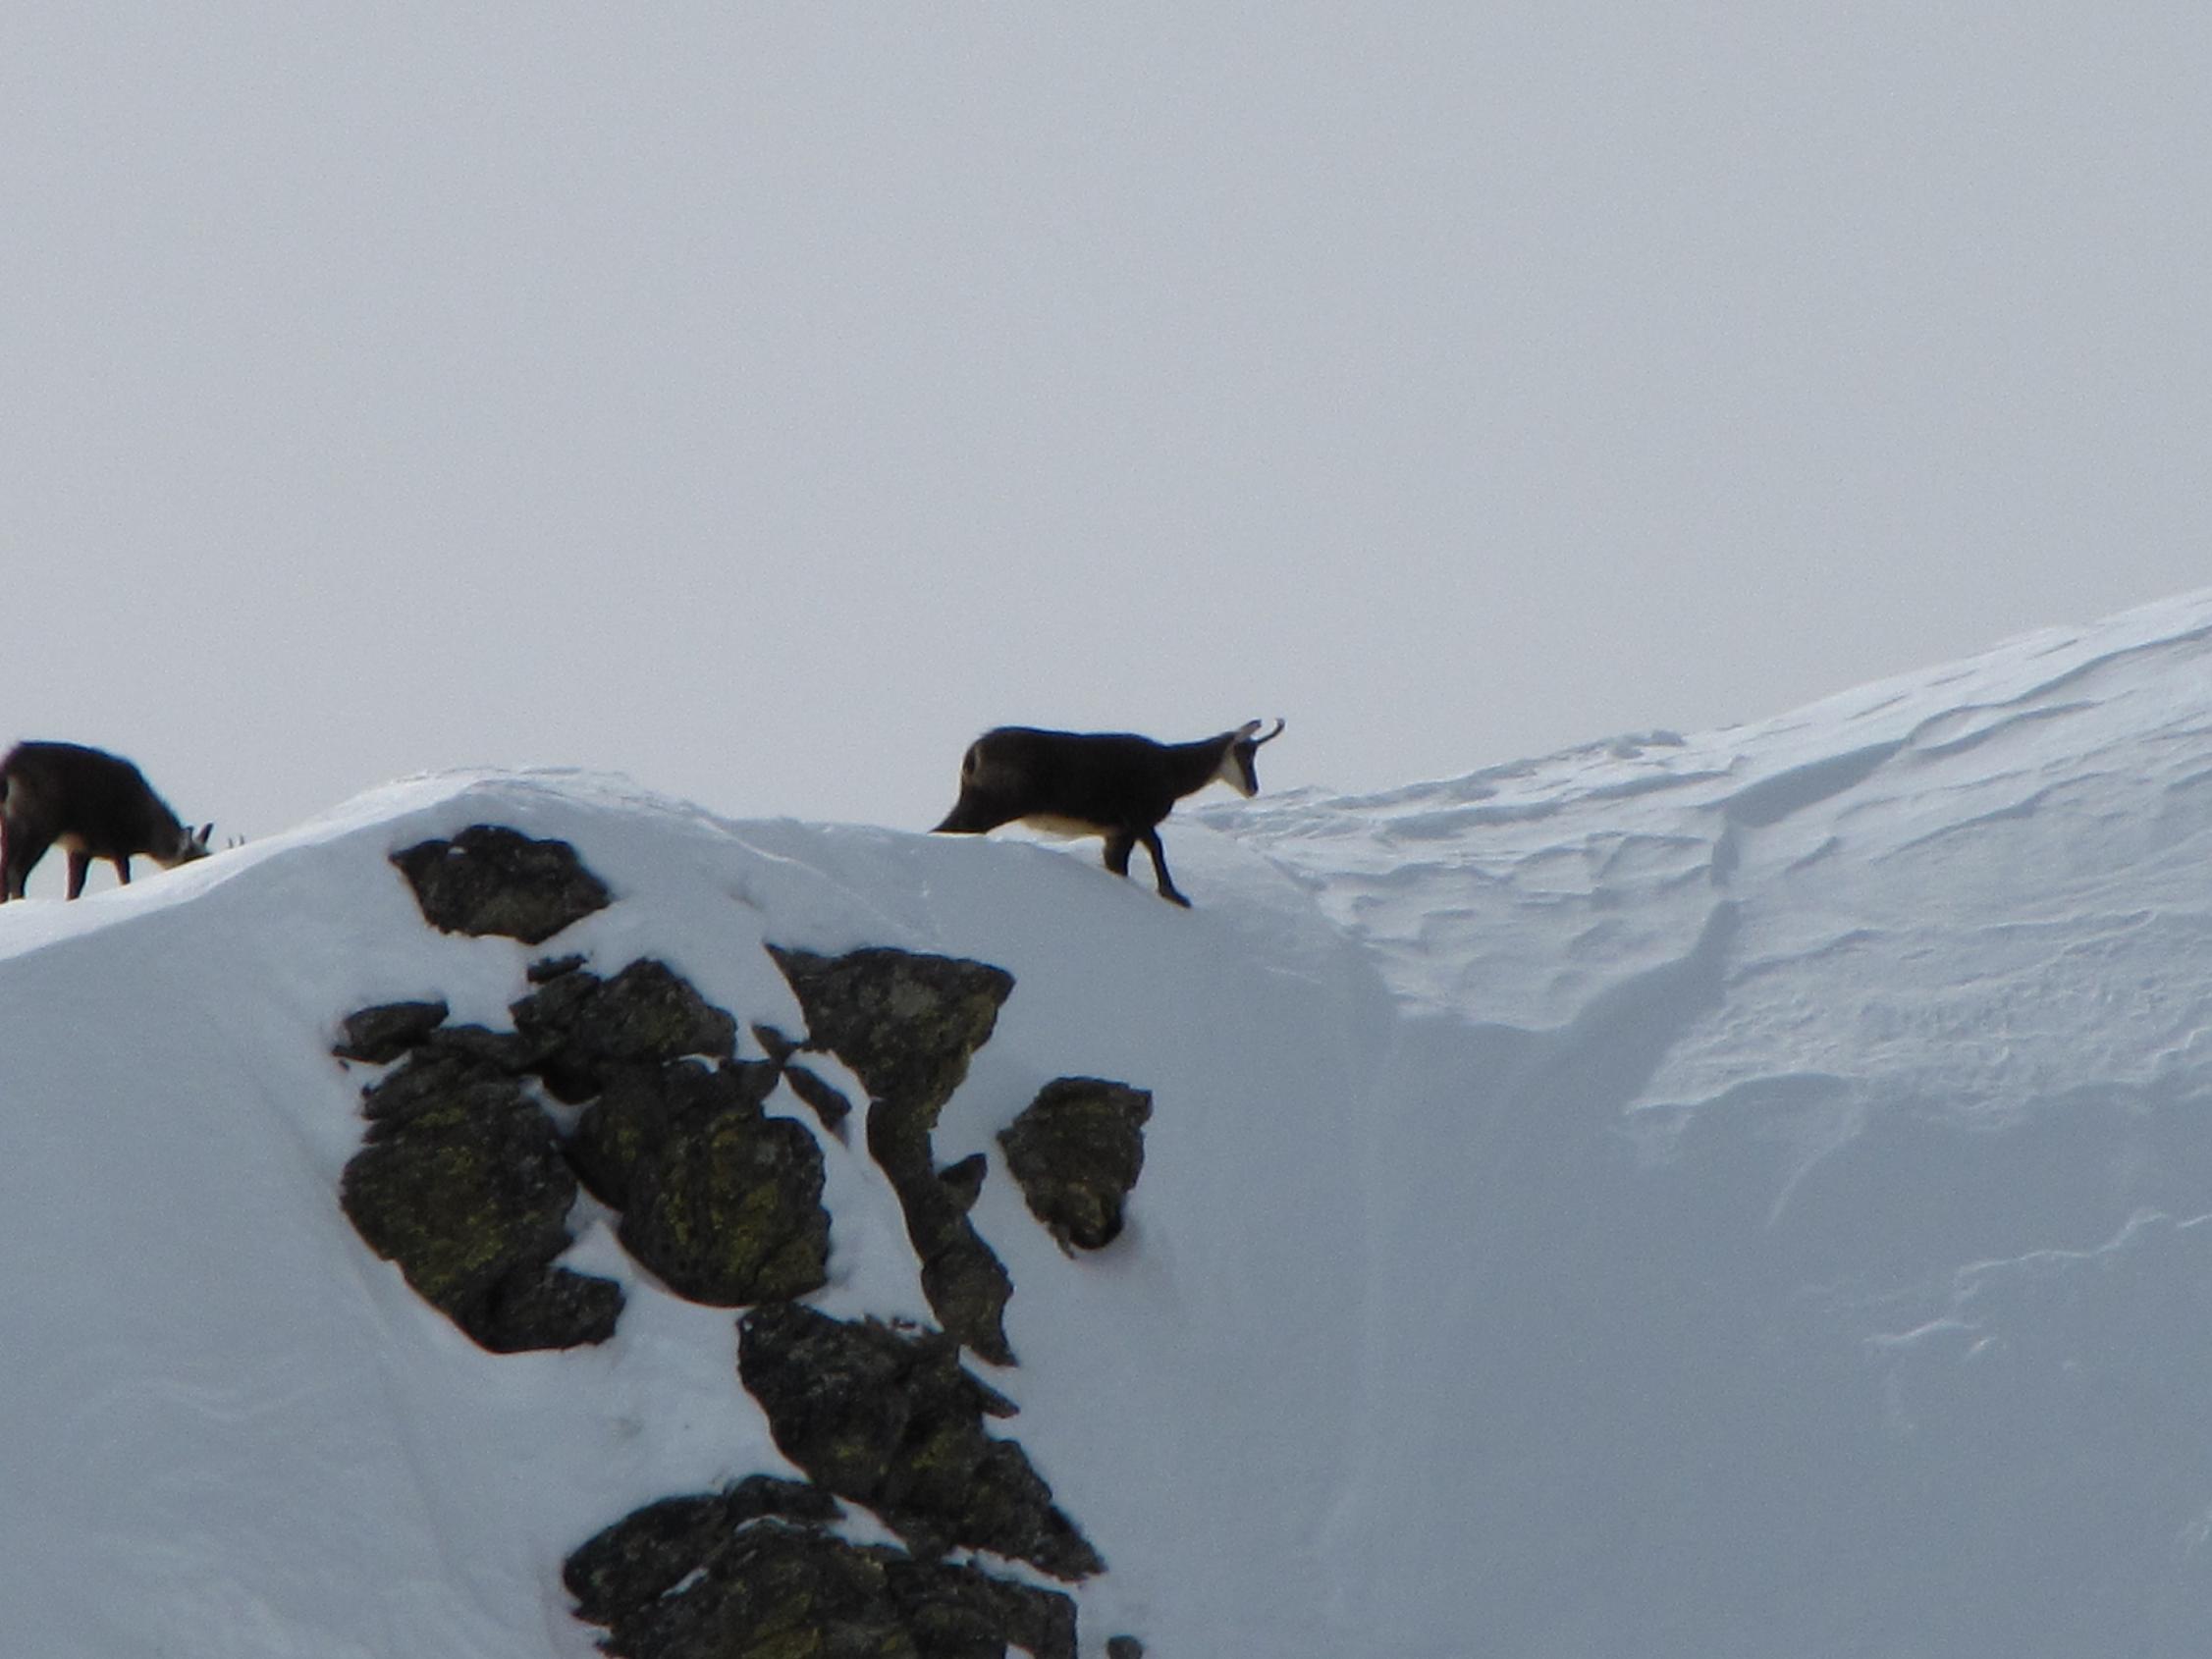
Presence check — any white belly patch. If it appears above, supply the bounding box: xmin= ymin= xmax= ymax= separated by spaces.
xmin=1020 ymin=813 xmax=1107 ymax=840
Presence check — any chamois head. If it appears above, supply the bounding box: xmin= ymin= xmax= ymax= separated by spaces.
xmin=1215 ymin=718 xmax=1286 ymax=799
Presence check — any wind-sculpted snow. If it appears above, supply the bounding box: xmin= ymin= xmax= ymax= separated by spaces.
xmin=6 ymin=587 xmax=2212 ymax=1655
xmin=1198 ymin=587 xmax=2212 ymax=1655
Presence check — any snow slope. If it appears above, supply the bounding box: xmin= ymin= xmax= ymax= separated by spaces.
xmin=7 ymin=588 xmax=2212 ymax=1656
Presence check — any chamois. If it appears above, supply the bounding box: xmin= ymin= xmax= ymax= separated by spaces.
xmin=932 ymin=719 xmax=1284 ymax=907
xmin=0 ymin=741 xmax=212 ymax=901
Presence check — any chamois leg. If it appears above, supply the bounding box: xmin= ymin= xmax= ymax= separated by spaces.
xmin=1138 ymin=827 xmax=1192 ymax=908
xmin=66 ymin=847 xmax=92 ymax=899
xmin=0 ymin=831 xmax=28 ymax=900
xmin=1102 ymin=830 xmax=1136 ymax=880
xmin=4 ymin=829 xmax=57 ymax=900
xmin=112 ymin=855 xmax=134 ymax=886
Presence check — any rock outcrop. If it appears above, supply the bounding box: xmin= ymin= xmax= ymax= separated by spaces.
xmin=345 ymin=829 xmax=1133 ymax=1654
xmin=999 ymin=1076 xmax=1153 ymax=1251
xmin=391 ymin=824 xmax=613 ymax=943
xmin=737 ymin=1300 xmax=1104 ymax=1581
xmin=566 ymin=1476 xmax=1078 ymax=1659
xmin=769 ymin=944 xmax=1018 ymax=1363
xmin=339 ymin=1035 xmax=622 ymax=1352
xmin=338 ymin=956 xmax=831 ymax=1330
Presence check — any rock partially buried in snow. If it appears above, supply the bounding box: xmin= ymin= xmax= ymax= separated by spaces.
xmin=563 ymin=1475 xmax=842 ymax=1624
xmin=737 ymin=1300 xmax=1105 ymax=1582
xmin=333 ymin=891 xmax=1109 ymax=1643
xmin=769 ymin=944 xmax=1019 ymax=1364
xmin=339 ymin=1053 xmax=623 ymax=1352
xmin=339 ymin=953 xmax=831 ymax=1324
xmin=510 ymin=955 xmax=738 ymax=1102
xmin=390 ymin=823 xmax=613 ymax=943
xmin=565 ymin=1478 xmax=1078 ymax=1659
xmin=998 ymin=1076 xmax=1153 ymax=1251
xmin=331 ymin=997 xmax=451 ymax=1064
xmin=570 ymin=1057 xmax=830 ymax=1306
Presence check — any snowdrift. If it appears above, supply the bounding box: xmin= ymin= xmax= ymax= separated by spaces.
xmin=7 ymin=588 xmax=2212 ymax=1656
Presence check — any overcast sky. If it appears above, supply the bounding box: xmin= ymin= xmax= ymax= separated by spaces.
xmin=3 ymin=6 xmax=2206 ymax=851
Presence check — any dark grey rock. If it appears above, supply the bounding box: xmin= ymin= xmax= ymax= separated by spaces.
xmin=391 ymin=824 xmax=612 ymax=944
xmin=737 ymin=1301 xmax=1103 ymax=1581
xmin=938 ymin=1152 xmax=987 ymax=1215
xmin=513 ymin=957 xmax=738 ymax=1102
xmin=769 ymin=945 xmax=1017 ymax=1363
xmin=339 ymin=1067 xmax=620 ymax=1352
xmin=332 ymin=998 xmax=450 ymax=1064
xmin=359 ymin=1046 xmax=511 ymax=1128
xmin=766 ymin=945 xmax=1011 ymax=1126
xmin=578 ymin=1060 xmax=831 ymax=1307
xmin=565 ymin=1476 xmax=841 ymax=1629
xmin=1106 ymin=1637 xmax=1146 ymax=1659
xmin=420 ymin=1021 xmax=555 ymax=1074
xmin=566 ymin=1477 xmax=1081 ymax=1659
xmin=782 ymin=1063 xmax=853 ymax=1139
xmin=885 ymin=1555 xmax=1079 ymax=1659
xmin=998 ymin=1078 xmax=1154 ymax=1251
xmin=573 ymin=1517 xmax=912 ymax=1659
xmin=749 ymin=1022 xmax=800 ymax=1064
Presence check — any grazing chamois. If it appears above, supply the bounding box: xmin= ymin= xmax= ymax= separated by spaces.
xmin=0 ymin=741 xmax=212 ymax=901
xmin=933 ymin=719 xmax=1284 ymax=907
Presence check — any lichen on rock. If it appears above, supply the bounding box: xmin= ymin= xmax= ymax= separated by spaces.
xmin=737 ymin=1300 xmax=1104 ymax=1582
xmin=566 ymin=1484 xmax=1079 ymax=1659
xmin=768 ymin=944 xmax=1017 ymax=1363
xmin=998 ymin=1077 xmax=1153 ymax=1251
xmin=339 ymin=1052 xmax=621 ymax=1352
xmin=338 ymin=949 xmax=829 ymax=1331
xmin=511 ymin=956 xmax=738 ymax=1102
xmin=573 ymin=1057 xmax=830 ymax=1306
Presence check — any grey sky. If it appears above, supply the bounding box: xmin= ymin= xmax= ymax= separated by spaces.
xmin=4 ymin=6 xmax=2206 ymax=853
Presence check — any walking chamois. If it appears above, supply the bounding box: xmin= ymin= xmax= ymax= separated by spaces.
xmin=933 ymin=719 xmax=1283 ymax=907
xmin=0 ymin=741 xmax=212 ymax=900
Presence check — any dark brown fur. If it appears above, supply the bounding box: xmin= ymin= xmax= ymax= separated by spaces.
xmin=932 ymin=720 xmax=1282 ymax=907
xmin=0 ymin=741 xmax=209 ymax=901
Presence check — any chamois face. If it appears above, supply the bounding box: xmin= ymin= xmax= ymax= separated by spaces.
xmin=1215 ymin=719 xmax=1277 ymax=798
xmin=162 ymin=823 xmax=215 ymax=868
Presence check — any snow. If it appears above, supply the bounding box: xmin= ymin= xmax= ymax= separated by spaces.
xmin=7 ymin=588 xmax=2212 ymax=1655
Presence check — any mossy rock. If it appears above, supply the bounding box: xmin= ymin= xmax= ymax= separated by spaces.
xmin=339 ymin=1064 xmax=620 ymax=1351
xmin=390 ymin=824 xmax=613 ymax=944
xmin=565 ymin=1056 xmax=829 ymax=1307
xmin=332 ymin=998 xmax=451 ymax=1064
xmin=566 ymin=1496 xmax=1080 ymax=1659
xmin=882 ymin=1555 xmax=1078 ymax=1659
xmin=783 ymin=1063 xmax=854 ymax=1138
xmin=566 ymin=1477 xmax=841 ymax=1628
xmin=513 ymin=957 xmax=739 ymax=1102
xmin=766 ymin=946 xmax=1011 ymax=1141
xmin=621 ymin=1086 xmax=830 ymax=1306
xmin=998 ymin=1078 xmax=1153 ymax=1251
xmin=769 ymin=945 xmax=1017 ymax=1362
xmin=575 ymin=1518 xmax=913 ymax=1659
xmin=737 ymin=1302 xmax=1101 ymax=1581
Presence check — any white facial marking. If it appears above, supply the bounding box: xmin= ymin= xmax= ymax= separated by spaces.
xmin=1214 ymin=746 xmax=1259 ymax=797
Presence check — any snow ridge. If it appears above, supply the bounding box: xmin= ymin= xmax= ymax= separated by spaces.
xmin=6 ymin=586 xmax=2212 ymax=1656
